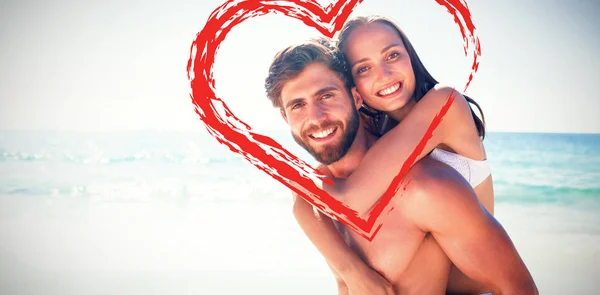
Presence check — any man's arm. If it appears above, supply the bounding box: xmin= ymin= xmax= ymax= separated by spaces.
xmin=292 ymin=195 xmax=395 ymax=295
xmin=404 ymin=160 xmax=538 ymax=295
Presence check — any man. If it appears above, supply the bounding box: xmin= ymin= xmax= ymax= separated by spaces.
xmin=264 ymin=39 xmax=537 ymax=295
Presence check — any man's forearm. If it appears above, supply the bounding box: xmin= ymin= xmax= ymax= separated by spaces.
xmin=292 ymin=196 xmax=368 ymax=277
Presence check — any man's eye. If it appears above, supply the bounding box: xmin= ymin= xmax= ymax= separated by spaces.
xmin=291 ymin=103 xmax=303 ymax=110
xmin=357 ymin=66 xmax=369 ymax=74
xmin=322 ymin=93 xmax=333 ymax=99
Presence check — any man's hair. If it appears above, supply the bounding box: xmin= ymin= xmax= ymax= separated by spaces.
xmin=264 ymin=37 xmax=353 ymax=110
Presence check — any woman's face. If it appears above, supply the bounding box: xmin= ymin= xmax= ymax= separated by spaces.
xmin=343 ymin=22 xmax=416 ymax=113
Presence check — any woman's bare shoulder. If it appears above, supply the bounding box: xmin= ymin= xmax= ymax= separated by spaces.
xmin=420 ymin=84 xmax=477 ymax=131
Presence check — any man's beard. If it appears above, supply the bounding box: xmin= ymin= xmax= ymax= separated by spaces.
xmin=292 ymin=107 xmax=360 ymax=165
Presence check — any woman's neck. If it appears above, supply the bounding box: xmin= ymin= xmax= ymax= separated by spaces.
xmin=387 ymin=98 xmax=417 ymax=123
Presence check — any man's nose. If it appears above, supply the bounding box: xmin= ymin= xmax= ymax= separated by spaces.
xmin=306 ymin=104 xmax=328 ymax=124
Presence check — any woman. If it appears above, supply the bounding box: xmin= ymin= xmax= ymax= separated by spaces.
xmin=293 ymin=15 xmax=495 ymax=295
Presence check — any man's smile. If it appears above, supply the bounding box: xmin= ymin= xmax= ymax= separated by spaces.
xmin=308 ymin=127 xmax=338 ymax=142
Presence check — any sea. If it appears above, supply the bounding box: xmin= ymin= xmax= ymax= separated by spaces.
xmin=0 ymin=130 xmax=598 ymax=294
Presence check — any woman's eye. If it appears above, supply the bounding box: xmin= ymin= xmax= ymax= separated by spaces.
xmin=387 ymin=52 xmax=400 ymax=60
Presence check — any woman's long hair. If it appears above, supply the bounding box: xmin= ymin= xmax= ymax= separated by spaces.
xmin=337 ymin=15 xmax=486 ymax=139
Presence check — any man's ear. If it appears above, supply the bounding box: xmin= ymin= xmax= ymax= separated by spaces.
xmin=280 ymin=108 xmax=288 ymax=124
xmin=351 ymin=86 xmax=363 ymax=110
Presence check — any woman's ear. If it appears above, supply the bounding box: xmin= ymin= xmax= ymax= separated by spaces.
xmin=351 ymin=86 xmax=363 ymax=110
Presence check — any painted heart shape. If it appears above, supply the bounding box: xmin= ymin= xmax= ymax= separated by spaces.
xmin=186 ymin=0 xmax=481 ymax=240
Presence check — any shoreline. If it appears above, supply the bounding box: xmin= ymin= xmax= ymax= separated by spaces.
xmin=0 ymin=200 xmax=598 ymax=294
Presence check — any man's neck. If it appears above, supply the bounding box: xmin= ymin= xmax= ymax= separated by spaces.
xmin=325 ymin=122 xmax=377 ymax=179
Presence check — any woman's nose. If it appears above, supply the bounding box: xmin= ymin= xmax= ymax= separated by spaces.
xmin=377 ymin=63 xmax=393 ymax=79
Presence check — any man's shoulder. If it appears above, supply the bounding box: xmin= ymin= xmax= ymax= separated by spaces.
xmin=398 ymin=157 xmax=477 ymax=224
xmin=404 ymin=157 xmax=471 ymax=199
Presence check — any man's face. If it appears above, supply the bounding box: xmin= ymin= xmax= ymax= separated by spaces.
xmin=280 ymin=62 xmax=361 ymax=165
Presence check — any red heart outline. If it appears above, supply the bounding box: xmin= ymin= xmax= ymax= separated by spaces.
xmin=186 ymin=0 xmax=481 ymax=240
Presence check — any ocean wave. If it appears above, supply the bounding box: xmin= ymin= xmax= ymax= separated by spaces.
xmin=0 ymin=151 xmax=49 ymax=161
xmin=2 ymin=185 xmax=88 ymax=197
xmin=495 ymin=181 xmax=600 ymax=205
xmin=0 ymin=150 xmax=241 ymax=165
xmin=494 ymin=178 xmax=600 ymax=192
xmin=0 ymin=175 xmax=292 ymax=205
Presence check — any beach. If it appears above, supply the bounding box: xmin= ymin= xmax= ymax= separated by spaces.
xmin=0 ymin=130 xmax=598 ymax=294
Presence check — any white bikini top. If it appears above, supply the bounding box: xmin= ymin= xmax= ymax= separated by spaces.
xmin=376 ymin=115 xmax=491 ymax=187
xmin=428 ymin=148 xmax=491 ymax=187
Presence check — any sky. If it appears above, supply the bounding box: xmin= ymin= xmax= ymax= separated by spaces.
xmin=1 ymin=0 xmax=599 ymax=133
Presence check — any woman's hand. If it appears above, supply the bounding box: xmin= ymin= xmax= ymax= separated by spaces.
xmin=292 ymin=194 xmax=393 ymax=293
xmin=341 ymin=264 xmax=395 ymax=295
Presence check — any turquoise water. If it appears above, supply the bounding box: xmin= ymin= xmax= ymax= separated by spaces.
xmin=0 ymin=130 xmax=598 ymax=295
xmin=1 ymin=130 xmax=598 ymax=208
xmin=485 ymin=132 xmax=600 ymax=207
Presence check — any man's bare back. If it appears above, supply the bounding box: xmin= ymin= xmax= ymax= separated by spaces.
xmin=326 ymin=158 xmax=453 ymax=294
xmin=330 ymin=157 xmax=503 ymax=294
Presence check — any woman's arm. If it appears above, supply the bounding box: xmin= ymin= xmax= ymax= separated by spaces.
xmin=324 ymin=86 xmax=477 ymax=217
xmin=292 ymin=195 xmax=395 ymax=294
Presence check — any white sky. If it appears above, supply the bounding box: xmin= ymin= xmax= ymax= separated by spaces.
xmin=1 ymin=0 xmax=599 ymax=133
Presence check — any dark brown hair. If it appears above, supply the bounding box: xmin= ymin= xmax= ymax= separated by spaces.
xmin=265 ymin=38 xmax=353 ymax=110
xmin=337 ymin=15 xmax=486 ymax=139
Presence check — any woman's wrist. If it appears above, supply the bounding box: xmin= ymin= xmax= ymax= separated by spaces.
xmin=335 ymin=254 xmax=371 ymax=280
